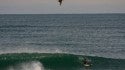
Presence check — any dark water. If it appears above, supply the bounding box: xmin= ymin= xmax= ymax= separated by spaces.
xmin=0 ymin=53 xmax=125 ymax=70
xmin=0 ymin=14 xmax=125 ymax=70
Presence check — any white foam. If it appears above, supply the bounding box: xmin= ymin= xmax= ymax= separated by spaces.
xmin=7 ymin=61 xmax=44 ymax=70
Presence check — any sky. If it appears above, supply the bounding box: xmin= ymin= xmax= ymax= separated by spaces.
xmin=0 ymin=0 xmax=125 ymax=14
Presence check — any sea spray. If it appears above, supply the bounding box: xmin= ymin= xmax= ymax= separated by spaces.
xmin=7 ymin=61 xmax=44 ymax=70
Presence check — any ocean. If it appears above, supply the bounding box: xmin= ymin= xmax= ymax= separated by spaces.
xmin=0 ymin=14 xmax=125 ymax=70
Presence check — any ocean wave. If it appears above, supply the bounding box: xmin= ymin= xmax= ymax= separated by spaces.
xmin=0 ymin=53 xmax=125 ymax=68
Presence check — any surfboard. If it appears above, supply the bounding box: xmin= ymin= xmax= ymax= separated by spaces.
xmin=84 ymin=64 xmax=91 ymax=67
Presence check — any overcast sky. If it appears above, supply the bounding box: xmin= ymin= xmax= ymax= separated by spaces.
xmin=0 ymin=0 xmax=125 ymax=14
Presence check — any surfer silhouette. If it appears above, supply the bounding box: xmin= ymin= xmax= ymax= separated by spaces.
xmin=58 ymin=0 xmax=63 ymax=6
xmin=83 ymin=58 xmax=92 ymax=67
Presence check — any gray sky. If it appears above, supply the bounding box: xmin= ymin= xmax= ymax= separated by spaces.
xmin=0 ymin=0 xmax=125 ymax=14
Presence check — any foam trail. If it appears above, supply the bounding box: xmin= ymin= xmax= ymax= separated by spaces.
xmin=7 ymin=61 xmax=44 ymax=70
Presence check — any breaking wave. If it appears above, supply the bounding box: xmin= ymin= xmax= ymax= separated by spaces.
xmin=0 ymin=53 xmax=125 ymax=69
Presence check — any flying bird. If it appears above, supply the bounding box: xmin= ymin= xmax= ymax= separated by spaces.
xmin=58 ymin=0 xmax=63 ymax=6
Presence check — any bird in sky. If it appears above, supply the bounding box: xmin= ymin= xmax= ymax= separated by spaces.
xmin=58 ymin=0 xmax=63 ymax=6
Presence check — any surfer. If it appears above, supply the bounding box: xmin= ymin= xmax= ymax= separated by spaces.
xmin=58 ymin=0 xmax=63 ymax=6
xmin=83 ymin=58 xmax=92 ymax=67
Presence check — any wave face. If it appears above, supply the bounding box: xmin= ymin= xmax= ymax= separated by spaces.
xmin=0 ymin=53 xmax=125 ymax=70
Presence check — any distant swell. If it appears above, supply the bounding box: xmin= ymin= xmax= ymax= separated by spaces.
xmin=0 ymin=53 xmax=125 ymax=68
